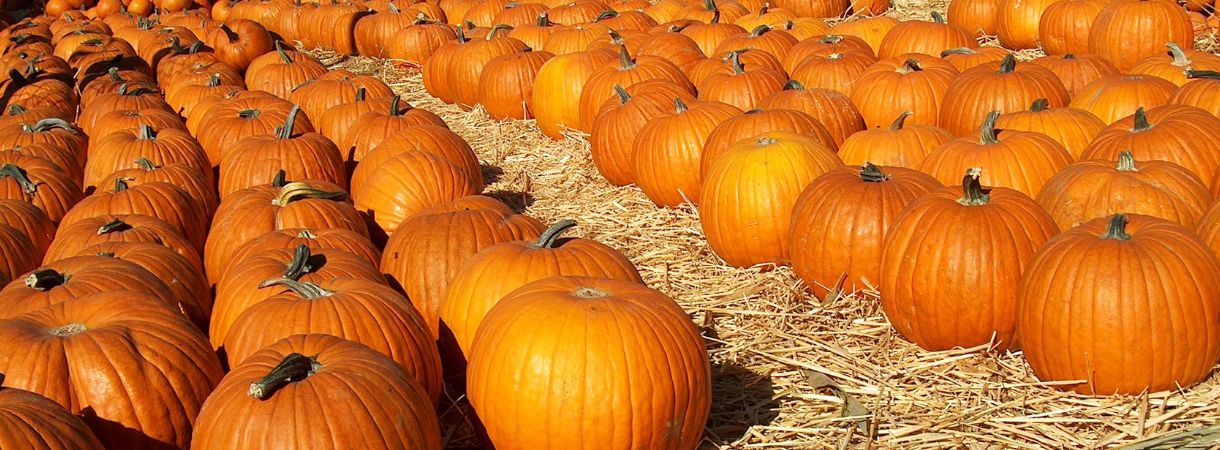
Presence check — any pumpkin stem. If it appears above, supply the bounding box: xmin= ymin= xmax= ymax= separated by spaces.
xmin=247 ymin=353 xmax=322 ymax=400
xmin=282 ymin=244 xmax=315 ymax=280
xmin=0 ymin=164 xmax=36 ymax=195
xmin=819 ymin=34 xmax=843 ymax=44
xmin=273 ymin=182 xmax=347 ymax=206
xmin=389 ymin=95 xmax=403 ymax=116
xmin=1185 ymin=69 xmax=1220 ymax=80
xmin=782 ymin=79 xmax=804 ymax=91
xmin=859 ymin=163 xmax=888 ymax=182
xmin=28 ymin=118 xmax=77 ymax=134
xmin=978 ymin=111 xmax=1001 ymax=145
xmin=1116 ymin=150 xmax=1137 ymax=171
xmin=1029 ymin=98 xmax=1049 ymax=112
xmin=531 ymin=219 xmax=576 ymax=248
xmin=277 ymin=105 xmax=301 ymax=139
xmin=613 ymin=84 xmax=631 ymax=104
xmin=1132 ymin=107 xmax=1151 ymax=132
xmin=939 ymin=47 xmax=974 ymax=57
xmin=354 ymin=87 xmax=367 ymax=101
xmin=710 ymin=9 xmax=720 ymax=23
xmin=1101 ymin=214 xmax=1131 ymax=240
xmin=674 ymin=97 xmax=688 ymax=113
xmin=107 ymin=66 xmax=123 ymax=82
xmin=137 ymin=123 xmax=157 ymax=140
xmin=49 ymin=323 xmax=87 ymax=336
xmin=97 ymin=218 xmax=131 ymax=235
xmin=749 ymin=24 xmax=770 ymax=37
xmin=897 ymin=59 xmax=922 ymax=74
xmin=728 ymin=50 xmax=745 ymax=75
xmin=617 ymin=45 xmax=636 ymax=70
xmin=134 ymin=157 xmax=157 ymax=170
xmin=455 ymin=26 xmax=468 ymax=43
xmin=596 ymin=10 xmax=617 ymax=21
xmin=930 ymin=11 xmax=945 ymax=23
xmin=25 ymin=269 xmax=66 ymax=291
xmin=388 ymin=1 xmax=399 ymax=12
xmin=257 ymin=277 xmax=334 ymax=299
xmin=957 ymin=168 xmax=989 ymax=206
xmin=239 ymin=109 xmax=261 ymax=119
xmin=1063 ymin=53 xmax=1076 ymax=60
xmin=573 ymin=287 xmax=607 ymax=298
xmin=487 ymin=24 xmax=512 ymax=39
xmin=274 ymin=40 xmax=291 ymax=64
xmin=888 ymin=111 xmax=913 ymax=130
xmin=997 ymin=54 xmax=1016 ymax=73
xmin=271 ymin=170 xmax=288 ymax=188
xmin=536 ymin=11 xmax=551 ymax=26
xmin=1166 ymin=42 xmax=1191 ymax=67
xmin=114 ymin=177 xmax=129 ymax=192
xmin=206 ymin=73 xmax=222 ymax=87
xmin=7 ymin=104 xmax=26 ymax=115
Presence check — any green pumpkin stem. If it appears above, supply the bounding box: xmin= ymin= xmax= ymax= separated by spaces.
xmin=939 ymin=47 xmax=974 ymax=57
xmin=749 ymin=24 xmax=770 ymax=37
xmin=1102 ymin=214 xmax=1131 ymax=240
xmin=247 ymin=353 xmax=322 ymax=400
xmin=25 ymin=269 xmax=66 ymax=291
xmin=26 ymin=118 xmax=77 ymax=134
xmin=1116 ymin=150 xmax=1137 ymax=171
xmin=859 ymin=163 xmax=888 ymax=182
xmin=257 ymin=277 xmax=334 ymax=299
xmin=674 ymin=97 xmax=688 ymax=113
xmin=957 ymin=168 xmax=989 ymax=206
xmin=7 ymin=105 xmax=26 ymax=115
xmin=1185 ymin=69 xmax=1220 ymax=80
xmin=274 ymin=40 xmax=291 ymax=64
xmin=531 ymin=219 xmax=576 ymax=248
xmin=273 ymin=182 xmax=347 ymax=206
xmin=618 ymin=45 xmax=636 ymax=70
xmin=114 ymin=177 xmax=129 ymax=192
xmin=282 ymin=244 xmax=314 ymax=280
xmin=272 ymin=170 xmax=288 ymax=188
xmin=389 ymin=95 xmax=403 ymax=116
xmin=998 ymin=54 xmax=1016 ymax=73
xmin=206 ymin=73 xmax=222 ymax=87
xmin=1166 ymin=43 xmax=1191 ymax=67
xmin=782 ymin=79 xmax=804 ymax=91
xmin=728 ymin=50 xmax=745 ymax=75
xmin=1029 ymin=98 xmax=1049 ymax=112
xmin=97 ymin=218 xmax=132 ymax=235
xmin=354 ymin=87 xmax=367 ymax=101
xmin=277 ymin=105 xmax=301 ymax=139
xmin=613 ymin=84 xmax=630 ymax=104
xmin=889 ymin=111 xmax=913 ymax=130
xmin=107 ymin=66 xmax=123 ymax=82
xmin=595 ymin=10 xmax=617 ymax=21
xmin=1132 ymin=107 xmax=1151 ymax=132
xmin=978 ymin=111 xmax=1001 ymax=145
xmin=537 ymin=11 xmax=552 ymax=25
xmin=137 ymin=123 xmax=157 ymax=140
xmin=297 ymin=229 xmax=318 ymax=239
xmin=930 ymin=11 xmax=945 ymax=23
xmin=0 ymin=164 xmax=36 ymax=195
xmin=134 ymin=157 xmax=157 ymax=170
xmin=239 ymin=108 xmax=261 ymax=119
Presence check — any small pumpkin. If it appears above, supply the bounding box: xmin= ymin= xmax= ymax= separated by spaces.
xmin=876 ymin=12 xmax=974 ymax=59
xmin=477 ymin=48 xmax=554 ymax=120
xmin=849 ymin=55 xmax=959 ymax=129
xmin=219 ymin=106 xmax=347 ymax=198
xmin=1068 ymin=74 xmax=1178 ymax=125
xmin=59 ymin=179 xmax=209 ymax=253
xmin=697 ymin=50 xmax=787 ymax=111
xmin=759 ymin=80 xmax=865 ymax=146
xmin=43 ymin=214 xmax=199 ymax=267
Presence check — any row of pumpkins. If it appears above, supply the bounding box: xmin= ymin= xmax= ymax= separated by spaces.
xmin=0 ymin=4 xmax=718 ymax=450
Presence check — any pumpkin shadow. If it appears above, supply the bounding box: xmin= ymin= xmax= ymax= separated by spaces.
xmin=482 ymin=189 xmax=534 ymax=214
xmin=701 ymin=361 xmax=781 ymax=448
xmin=79 ymin=406 xmax=180 ymax=450
xmin=481 ymin=164 xmax=504 ymax=185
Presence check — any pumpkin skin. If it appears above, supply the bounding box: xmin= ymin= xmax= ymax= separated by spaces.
xmin=353 ymin=150 xmax=483 ymax=241
xmin=1035 ymin=151 xmax=1211 ymax=230
xmin=219 ymin=107 xmax=348 ymax=198
xmin=788 ymin=50 xmax=875 ymax=95
xmin=438 ymin=220 xmax=643 ymax=371
xmin=84 ymin=240 xmax=207 ymax=309
xmin=84 ymin=125 xmax=210 ymax=191
xmin=315 ymin=87 xmax=387 ymax=150
xmin=195 ymin=95 xmax=315 ymax=168
xmin=1082 ymin=106 xmax=1220 ymax=187
xmin=96 ymin=158 xmax=217 ymax=215
xmin=849 ymin=55 xmax=959 ymax=128
xmin=838 ymin=111 xmax=954 ymax=168
xmin=0 ymin=224 xmax=37 ymax=286
xmin=589 ymin=81 xmax=696 ymax=186
xmin=1067 ymin=75 xmax=1177 ymax=125
xmin=44 ymin=214 xmax=199 ymax=267
xmin=477 ymin=49 xmax=554 ymax=120
xmin=921 ymin=112 xmax=1074 ymax=198
xmin=0 ymin=381 xmax=104 ymax=450
xmin=207 ymin=20 xmax=274 ymax=73
xmin=468 ymin=276 xmax=710 ymax=450
xmin=939 ymin=47 xmax=1010 ymax=73
xmin=939 ymin=55 xmax=1070 ymax=137
xmin=712 ymin=24 xmax=798 ymax=61
xmin=1018 ymin=214 xmax=1220 ymax=395
xmin=381 ymin=196 xmax=544 ymax=338
xmin=790 ymin=164 xmax=941 ymax=297
xmin=697 ymin=51 xmax=788 ymax=110
xmin=759 ymin=81 xmax=865 ymax=146
xmin=577 ymin=46 xmax=695 ymax=132
xmin=781 ymin=34 xmax=874 ymax=75
xmin=1037 ymin=0 xmax=1106 ymax=55
xmin=1087 ymin=0 xmax=1193 ymax=72
xmin=352 ymin=125 xmax=481 ymax=195
xmin=221 ymin=278 xmax=443 ymax=405
xmin=0 ymin=199 xmax=54 ymax=260
xmin=1129 ymin=43 xmax=1220 ymax=87
xmin=995 ymin=98 xmax=1105 ymax=159
xmin=0 ymin=152 xmax=81 ymax=224
xmin=701 ymin=131 xmax=843 ymax=267
xmin=947 ymin=0 xmax=999 ymax=36
xmin=0 ymin=118 xmax=84 ymax=163
xmin=0 ymin=292 xmax=223 ymax=450
xmin=995 ymin=0 xmax=1057 ymax=50
xmin=532 ymin=49 xmax=617 ymax=139
xmin=701 ymin=108 xmax=836 ymax=179
xmin=226 ymin=228 xmax=382 ymax=278
xmin=633 ymin=98 xmax=742 ymax=207
xmin=244 ymin=41 xmax=328 ymax=98
xmin=342 ymin=96 xmax=449 ymax=165
xmin=876 ymin=12 xmax=974 ymax=60
xmin=689 ymin=48 xmax=784 ymax=90
xmin=59 ymin=180 xmax=208 ymax=254
xmin=828 ymin=16 xmax=897 ymax=54
xmin=193 ymin=334 xmax=442 ymax=450
xmin=287 ymin=70 xmax=394 ymax=127
xmin=1029 ymin=53 xmax=1120 ymax=100
xmin=880 ymin=169 xmax=1059 ymax=351
xmin=1169 ymin=70 xmax=1220 ymax=118
xmin=450 ymin=26 xmax=529 ymax=108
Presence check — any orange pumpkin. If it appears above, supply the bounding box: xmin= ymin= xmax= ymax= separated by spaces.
xmin=837 ymin=111 xmax=954 ymax=168
xmin=994 ymin=98 xmax=1106 ymax=159
xmin=1088 ymin=0 xmax=1193 ymax=71
xmin=632 ymin=98 xmax=741 ymax=207
xmin=1037 ymin=0 xmax=1106 ymax=55
xmin=939 ymin=55 xmax=1070 ymax=137
xmin=921 ymin=111 xmax=1074 ymax=198
xmin=577 ymin=45 xmax=694 ymax=132
xmin=876 ymin=12 xmax=974 ymax=59
xmin=219 ymin=106 xmax=347 ymax=198
xmin=1081 ymin=105 xmax=1220 ymax=187
xmin=1068 ymin=74 xmax=1178 ymax=125
xmin=849 ymin=54 xmax=959 ymax=128
xmin=759 ymin=81 xmax=865 ymax=146
xmin=1169 ymin=70 xmax=1220 ymax=117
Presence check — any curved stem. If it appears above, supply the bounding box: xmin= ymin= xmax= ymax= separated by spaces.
xmin=618 ymin=45 xmax=635 ymax=70
xmin=536 ymin=11 xmax=552 ymax=26
xmin=137 ymin=123 xmax=157 ymax=140
xmin=749 ymin=24 xmax=770 ymax=37
xmin=1166 ymin=42 xmax=1191 ymax=67
xmin=997 ymin=54 xmax=1016 ymax=74
xmin=25 ymin=269 xmax=66 ymax=291
xmin=889 ymin=111 xmax=913 ymax=131
xmin=7 ymin=105 xmax=26 ymax=115
xmin=107 ymin=66 xmax=123 ymax=82
xmin=97 ymin=218 xmax=132 ymax=235
xmin=674 ymin=97 xmax=688 ymax=113
xmin=487 ymin=24 xmax=512 ymax=39
xmin=277 ymin=105 xmax=301 ymax=139
xmin=595 ymin=10 xmax=617 ymax=21
xmin=530 ymin=219 xmax=576 ymax=248
xmin=728 ymin=50 xmax=745 ymax=75
xmin=114 ymin=177 xmax=129 ymax=192
xmin=0 ymin=164 xmax=36 ymax=195
xmin=297 ymin=229 xmax=318 ymax=239
xmin=28 ymin=118 xmax=77 ymax=134
xmin=613 ymin=84 xmax=630 ymax=104
xmin=388 ymin=95 xmax=403 ymax=116
xmin=272 ymin=170 xmax=288 ymax=188
xmin=206 ymin=73 xmax=221 ymax=87
xmin=257 ymin=277 xmax=334 ymax=299
xmin=282 ymin=244 xmax=314 ymax=280
xmin=247 ymin=353 xmax=321 ymax=400
xmin=940 ymin=47 xmax=974 ymax=57
xmin=957 ymin=168 xmax=989 ymax=206
xmin=897 ymin=59 xmax=922 ymax=73
xmin=930 ymin=11 xmax=945 ymax=23
xmin=1132 ymin=107 xmax=1151 ymax=132
xmin=1028 ymin=98 xmax=1049 ymax=112
xmin=1101 ymin=214 xmax=1130 ymax=240
xmin=978 ymin=111 xmax=1001 ymax=145
xmin=783 ymin=79 xmax=805 ymax=91
xmin=1116 ymin=150 xmax=1137 ymax=171
xmin=274 ymin=40 xmax=291 ymax=64
xmin=859 ymin=163 xmax=888 ymax=182
xmin=134 ymin=157 xmax=157 ymax=170
xmin=1185 ymin=69 xmax=1220 ymax=80
xmin=273 ymin=182 xmax=347 ymax=206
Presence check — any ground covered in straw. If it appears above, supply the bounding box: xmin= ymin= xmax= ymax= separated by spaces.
xmin=308 ymin=2 xmax=1220 ymax=447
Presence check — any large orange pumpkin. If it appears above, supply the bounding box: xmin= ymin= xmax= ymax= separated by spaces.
xmin=994 ymin=98 xmax=1106 ymax=159
xmin=43 ymin=214 xmax=199 ymax=267
xmin=632 ymin=98 xmax=741 ymax=207
xmin=1081 ymin=105 xmax=1220 ymax=186
xmin=1129 ymin=43 xmax=1220 ymax=87
xmin=353 ymin=150 xmax=482 ymax=241
xmin=244 ymin=41 xmax=328 ymax=98
xmin=837 ymin=111 xmax=954 ymax=168
xmin=759 ymin=81 xmax=865 ymax=146
xmin=700 ymin=108 xmax=836 ymax=179
xmin=577 ymin=45 xmax=694 ymax=132
xmin=532 ymin=49 xmax=617 ymax=139
xmin=1018 ymin=214 xmax=1220 ymax=395
xmin=1030 ymin=53 xmax=1119 ymax=99
xmin=1037 ymin=0 xmax=1106 ymax=55
xmin=590 ymin=81 xmax=698 ymax=186
xmin=995 ymin=0 xmax=1057 ymax=49
xmin=1169 ymin=70 xmax=1220 ymax=117
xmin=876 ymin=12 xmax=974 ymax=59
xmin=880 ymin=168 xmax=1059 ymax=351
xmin=939 ymin=55 xmax=1070 ymax=137
xmin=0 ymin=378 xmax=104 ymax=450
xmin=1088 ymin=0 xmax=1193 ymax=71
xmin=468 ymin=276 xmax=709 ymax=450
xmin=920 ymin=111 xmax=1074 ymax=198
xmin=849 ymin=55 xmax=959 ymax=128
xmin=219 ymin=106 xmax=347 ymax=198
xmin=1067 ymin=74 xmax=1177 ymax=125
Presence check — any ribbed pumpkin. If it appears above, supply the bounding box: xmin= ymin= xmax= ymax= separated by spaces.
xmin=287 ymin=69 xmax=394 ymax=125
xmin=0 ymin=118 xmax=84 ymax=162
xmin=1130 ymin=43 xmax=1220 ymax=87
xmin=219 ymin=106 xmax=347 ymax=198
xmin=438 ymin=220 xmax=642 ymax=371
xmin=450 ymin=25 xmax=529 ymax=108
xmin=946 ymin=0 xmax=999 ymax=36
xmin=995 ymin=0 xmax=1056 ymax=49
xmin=827 ymin=16 xmax=897 ymax=54
xmin=194 ymin=94 xmax=313 ymax=167
xmin=633 ymin=98 xmax=742 ymax=207
xmin=939 ymin=46 xmax=1010 ymax=72
xmin=225 ymin=228 xmax=381 ymax=277
xmin=0 ymin=375 xmax=104 ymax=450
xmin=678 ymin=15 xmax=747 ymax=56
xmin=880 ymin=169 xmax=1058 ymax=351
xmin=994 ymin=98 xmax=1105 ymax=159
xmin=939 ymin=55 xmax=1070 ymax=137
xmin=60 ymin=179 xmax=208 ymax=252
xmin=577 ymin=45 xmax=694 ymax=132
xmin=0 ymin=153 xmax=81 ymax=224
xmin=422 ymin=28 xmax=470 ymax=103
xmin=1081 ymin=106 xmax=1220 ymax=187
xmin=342 ymin=96 xmax=448 ymax=165
xmin=83 ymin=240 xmax=206 ymax=306
xmin=589 ymin=81 xmax=697 ymax=186
xmin=1067 ymin=74 xmax=1177 ymax=125
xmin=849 ymin=55 xmax=959 ymax=128
xmin=790 ymin=164 xmax=941 ymax=297
xmin=352 ymin=125 xmax=481 ymax=194
xmin=0 ymin=224 xmax=37 ymax=286
xmin=1037 ymin=0 xmax=1106 ymax=55
xmin=388 ymin=14 xmax=459 ymax=65
xmin=1087 ymin=0 xmax=1193 ymax=71
xmin=697 ymin=50 xmax=787 ymax=111
xmin=95 ymin=157 xmax=216 ymax=215
xmin=0 ymin=292 xmax=222 ymax=450
xmin=788 ymin=50 xmax=875 ymax=95
xmin=468 ymin=276 xmax=709 ymax=450
xmin=85 ymin=125 xmax=210 ymax=190
xmin=701 ymin=131 xmax=843 ymax=267
xmin=921 ymin=111 xmax=1074 ymax=198
xmin=1169 ymin=70 xmax=1220 ymax=117
xmin=532 ymin=49 xmax=617 ymax=139
xmin=1035 ymin=151 xmax=1210 ymax=230
xmin=315 ymin=88 xmax=384 ymax=150
xmin=0 ymin=199 xmax=54 ymax=259
xmin=244 ymin=41 xmax=328 ymax=98
xmin=477 ymin=48 xmax=553 ymax=120
xmin=43 ymin=214 xmax=199 ymax=267
xmin=86 ymin=108 xmax=187 ymax=149
xmin=192 ymin=335 xmax=441 ymax=450
xmin=353 ymin=150 xmax=482 ymax=240
xmin=781 ymin=33 xmax=874 ymax=74
xmin=700 ymin=108 xmax=835 ymax=178
xmin=1018 ymin=214 xmax=1220 ymax=395
xmin=759 ymin=81 xmax=866 ymax=146
xmin=1029 ymin=53 xmax=1119 ymax=99
xmin=876 ymin=12 xmax=974 ymax=59
xmin=712 ymin=24 xmax=798 ymax=61
xmin=837 ymin=111 xmax=954 ymax=168
xmin=689 ymin=48 xmax=784 ymax=88
xmin=208 ymin=20 xmax=275 ymax=73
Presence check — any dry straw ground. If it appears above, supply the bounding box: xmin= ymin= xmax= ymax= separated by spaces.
xmin=308 ymin=2 xmax=1220 ymax=447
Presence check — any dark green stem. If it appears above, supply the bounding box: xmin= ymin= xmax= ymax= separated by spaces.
xmin=860 ymin=163 xmax=888 ymax=182
xmin=531 ymin=219 xmax=576 ymax=248
xmin=1101 ymin=214 xmax=1131 ymax=240
xmin=957 ymin=168 xmax=989 ymax=206
xmin=247 ymin=353 xmax=322 ymax=400
xmin=24 ymin=269 xmax=66 ymax=291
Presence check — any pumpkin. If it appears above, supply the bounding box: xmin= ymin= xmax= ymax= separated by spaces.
xmin=2 ymin=142 xmax=80 ymax=185
xmin=1081 ymin=105 xmax=1220 ymax=187
xmin=352 ymin=124 xmax=481 ymax=193
xmin=713 ymin=24 xmax=798 ymax=61
xmin=994 ymin=98 xmax=1105 ymax=159
xmin=0 ymin=117 xmax=84 ymax=163
xmin=43 ymin=214 xmax=199 ymax=267
xmin=1169 ymin=70 xmax=1220 ymax=117
xmin=697 ymin=50 xmax=787 ymax=111
xmin=781 ymin=33 xmax=873 ymax=75
xmin=689 ymin=48 xmax=784 ymax=88
xmin=314 ymin=89 xmax=382 ymax=149
xmin=678 ymin=15 xmax=748 ymax=57
xmin=84 ymin=124 xmax=210 ymax=191
xmin=789 ymin=164 xmax=940 ymax=297
xmin=344 ymin=96 xmax=450 ymax=166
xmin=701 ymin=131 xmax=843 ymax=267
xmin=287 ymin=70 xmax=394 ymax=127
xmin=939 ymin=55 xmax=1070 ymax=136
xmin=542 ymin=23 xmax=612 ymax=55
xmin=389 ymin=14 xmax=459 ymax=65
xmin=940 ymin=46 xmax=1009 ymax=72
xmin=59 ymin=179 xmax=208 ymax=253
xmin=552 ymin=0 xmax=613 ymax=24
xmin=1130 ymin=43 xmax=1220 ymax=87
xmin=0 ymin=375 xmax=104 ymax=450
xmin=995 ymin=0 xmax=1056 ymax=49
xmin=877 ymin=12 xmax=974 ymax=59
xmin=532 ymin=49 xmax=617 ymax=139
xmin=86 ymin=241 xmax=209 ymax=319
xmin=788 ymin=50 xmax=875 ymax=95
xmin=594 ymin=10 xmax=659 ymax=32
xmin=86 ymin=108 xmax=187 ymax=149
xmin=588 ymin=81 xmax=696 ymax=186
xmin=476 ymin=48 xmax=553 ymax=120
xmin=759 ymin=81 xmax=865 ymax=146
xmin=219 ymin=106 xmax=347 ymax=198
xmin=422 ymin=27 xmax=470 ymax=103
xmin=633 ymin=98 xmax=741 ymax=207
xmin=355 ymin=5 xmax=424 ymax=58
xmin=0 ymin=65 xmax=77 ymax=115
xmin=849 ymin=55 xmax=959 ymax=128
xmin=95 ymin=157 xmax=217 ymax=215
xmin=1088 ymin=0 xmax=1193 ymax=71
xmin=185 ymin=89 xmax=280 ymax=139
xmin=438 ymin=220 xmax=643 ymax=371
xmin=1018 ymin=214 xmax=1220 ymax=395
xmin=207 ymin=20 xmax=274 ymax=73
xmin=0 ymin=292 xmax=222 ymax=450
xmin=210 ymin=244 xmax=382 ymax=342
xmin=225 ymin=229 xmax=382 ymax=278
xmin=135 ymin=27 xmax=202 ymax=71
xmin=881 ymin=168 xmax=1058 ymax=351
xmin=577 ymin=46 xmax=694 ymax=132
xmin=826 ymin=18 xmax=896 ymax=56
xmin=701 ymin=108 xmax=835 ymax=179
xmin=0 ymin=152 xmax=81 ymax=224
xmin=921 ymin=111 xmax=1074 ymax=197
xmin=468 ymin=276 xmax=709 ymax=450
xmin=946 ymin=0 xmax=999 ymax=36
xmin=0 ymin=224 xmax=36 ymax=286
xmin=837 ymin=111 xmax=954 ymax=168
xmin=0 ymin=105 xmax=70 ymax=131
xmin=1068 ymin=74 xmax=1178 ymax=125
xmin=193 ymin=335 xmax=441 ymax=450
xmin=449 ymin=25 xmax=528 ymax=108
xmin=244 ymin=41 xmax=328 ymax=98
xmin=1035 ymin=150 xmax=1210 ymax=230
xmin=76 ymin=82 xmax=169 ymax=136
xmin=635 ymin=27 xmax=706 ymax=75
xmin=353 ymin=150 xmax=482 ymax=241
xmin=1029 ymin=53 xmax=1119 ymax=100
xmin=1037 ymin=0 xmax=1106 ymax=55
xmin=0 ymin=199 xmax=53 ymax=259
xmin=734 ymin=4 xmax=798 ymax=30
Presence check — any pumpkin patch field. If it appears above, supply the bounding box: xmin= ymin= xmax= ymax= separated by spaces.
xmin=0 ymin=0 xmax=1219 ymax=446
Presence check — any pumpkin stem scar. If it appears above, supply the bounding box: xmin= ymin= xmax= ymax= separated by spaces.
xmin=247 ymin=353 xmax=322 ymax=400
xmin=49 ymin=323 xmax=86 ymax=336
xmin=573 ymin=287 xmax=608 ymax=298
xmin=25 ymin=268 xmax=67 ymax=290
